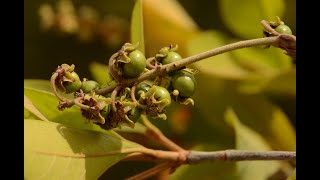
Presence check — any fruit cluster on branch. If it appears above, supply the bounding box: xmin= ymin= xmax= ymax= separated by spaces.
xmin=50 ymin=17 xmax=295 ymax=130
xmin=51 ymin=43 xmax=197 ymax=130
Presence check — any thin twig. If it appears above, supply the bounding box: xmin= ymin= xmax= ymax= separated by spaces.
xmin=122 ymin=152 xmax=160 ymax=162
xmin=163 ymin=36 xmax=280 ymax=72
xmin=141 ymin=115 xmax=185 ymax=152
xmin=111 ymin=85 xmax=122 ymax=111
xmin=130 ymin=83 xmax=146 ymax=109
xmin=95 ymin=36 xmax=281 ymax=95
xmin=187 ymin=150 xmax=296 ymax=164
xmin=146 ymin=57 xmax=157 ymax=69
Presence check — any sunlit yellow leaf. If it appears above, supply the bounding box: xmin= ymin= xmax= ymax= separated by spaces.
xmin=143 ymin=0 xmax=199 ymax=57
xmin=24 ymin=120 xmax=142 ymax=179
xmin=24 ymin=95 xmax=49 ymax=121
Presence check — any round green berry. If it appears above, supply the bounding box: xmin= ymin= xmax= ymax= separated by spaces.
xmin=275 ymin=24 xmax=292 ymax=35
xmin=63 ymin=72 xmax=82 ymax=93
xmin=171 ymin=70 xmax=196 ymax=98
xmin=127 ymin=107 xmax=141 ymax=123
xmin=100 ymin=104 xmax=111 ymax=119
xmin=135 ymin=82 xmax=151 ymax=99
xmin=153 ymin=86 xmax=171 ymax=106
xmin=162 ymin=51 xmax=182 ymax=65
xmin=81 ymin=80 xmax=100 ymax=93
xmin=123 ymin=50 xmax=146 ymax=78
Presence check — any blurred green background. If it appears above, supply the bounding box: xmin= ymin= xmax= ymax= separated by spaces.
xmin=24 ymin=0 xmax=296 ymax=179
xmin=24 ymin=0 xmax=296 ymax=79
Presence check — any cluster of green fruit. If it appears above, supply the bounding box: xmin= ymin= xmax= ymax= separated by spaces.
xmin=51 ymin=43 xmax=197 ymax=130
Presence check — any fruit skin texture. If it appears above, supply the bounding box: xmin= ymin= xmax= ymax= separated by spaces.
xmin=81 ymin=80 xmax=100 ymax=93
xmin=122 ymin=50 xmax=147 ymax=78
xmin=275 ymin=24 xmax=292 ymax=35
xmin=135 ymin=82 xmax=151 ymax=100
xmin=162 ymin=51 xmax=182 ymax=65
xmin=153 ymin=86 xmax=172 ymax=105
xmin=171 ymin=70 xmax=196 ymax=98
xmin=63 ymin=72 xmax=82 ymax=93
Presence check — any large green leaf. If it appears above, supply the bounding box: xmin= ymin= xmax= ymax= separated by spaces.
xmin=131 ymin=0 xmax=145 ymax=54
xmin=24 ymin=119 xmax=142 ymax=179
xmin=24 ymin=86 xmax=100 ymax=131
xmin=225 ymin=108 xmax=281 ymax=180
xmin=24 ymin=108 xmax=40 ymax=120
xmin=24 ymin=84 xmax=127 ymax=139
xmin=24 ymin=95 xmax=48 ymax=121
xmin=219 ymin=0 xmax=285 ymax=38
xmin=24 ymin=80 xmax=146 ymax=137
xmin=24 ymin=79 xmax=52 ymax=93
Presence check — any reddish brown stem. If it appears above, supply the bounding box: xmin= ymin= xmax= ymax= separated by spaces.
xmin=141 ymin=115 xmax=185 ymax=152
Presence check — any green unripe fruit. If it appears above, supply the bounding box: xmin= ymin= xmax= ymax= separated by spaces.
xmin=153 ymin=86 xmax=171 ymax=106
xmin=127 ymin=107 xmax=141 ymax=123
xmin=81 ymin=80 xmax=100 ymax=93
xmin=162 ymin=51 xmax=182 ymax=65
xmin=100 ymin=104 xmax=111 ymax=119
xmin=123 ymin=50 xmax=146 ymax=78
xmin=135 ymin=82 xmax=151 ymax=99
xmin=63 ymin=72 xmax=82 ymax=93
xmin=171 ymin=70 xmax=196 ymax=98
xmin=275 ymin=24 xmax=292 ymax=35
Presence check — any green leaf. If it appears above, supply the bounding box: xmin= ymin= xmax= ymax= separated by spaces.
xmin=187 ymin=31 xmax=251 ymax=80
xmin=24 ymin=80 xmax=147 ymax=137
xmin=88 ymin=62 xmax=112 ymax=85
xmin=24 ymin=119 xmax=142 ymax=179
xmin=114 ymin=122 xmax=146 ymax=134
xmin=131 ymin=0 xmax=145 ymax=54
xmin=24 ymin=85 xmax=122 ymax=137
xmin=219 ymin=0 xmax=285 ymax=38
xmin=24 ymin=108 xmax=40 ymax=120
xmin=24 ymin=79 xmax=53 ymax=93
xmin=225 ymin=108 xmax=281 ymax=180
xmin=24 ymin=95 xmax=49 ymax=121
